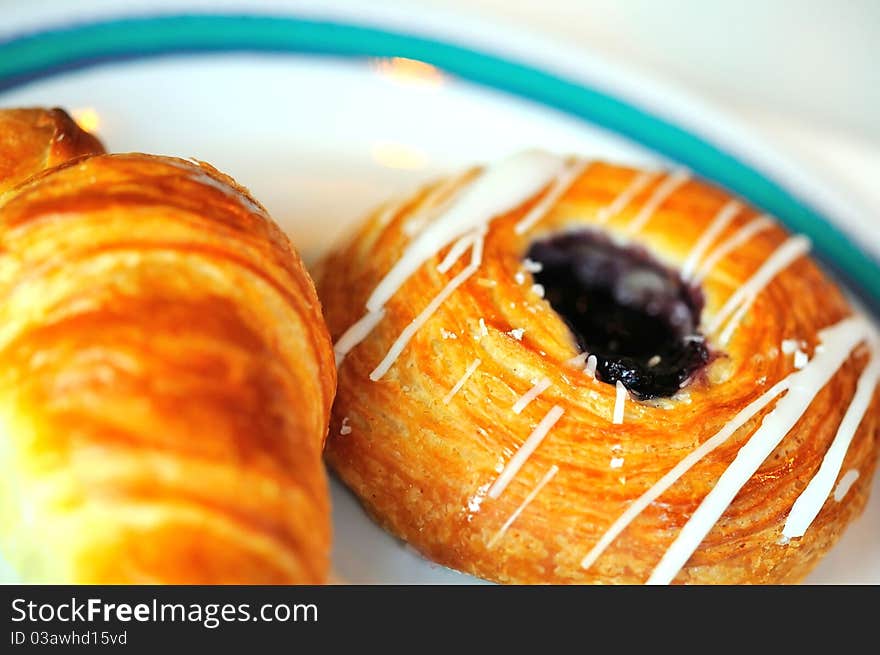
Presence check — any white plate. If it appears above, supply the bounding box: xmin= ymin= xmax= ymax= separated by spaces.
xmin=0 ymin=3 xmax=878 ymax=584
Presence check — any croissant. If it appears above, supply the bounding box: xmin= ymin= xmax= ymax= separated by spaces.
xmin=0 ymin=107 xmax=103 ymax=196
xmin=319 ymin=152 xmax=880 ymax=584
xmin=0 ymin=108 xmax=335 ymax=583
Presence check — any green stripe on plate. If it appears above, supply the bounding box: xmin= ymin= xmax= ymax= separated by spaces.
xmin=1 ymin=14 xmax=877 ymax=308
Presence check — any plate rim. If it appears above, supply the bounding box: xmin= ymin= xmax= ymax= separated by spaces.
xmin=0 ymin=11 xmax=878 ymax=315
xmin=0 ymin=7 xmax=876 ymax=585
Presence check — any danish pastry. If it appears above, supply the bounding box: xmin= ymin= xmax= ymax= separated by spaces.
xmin=0 ymin=109 xmax=335 ymax=583
xmin=319 ymin=151 xmax=880 ymax=584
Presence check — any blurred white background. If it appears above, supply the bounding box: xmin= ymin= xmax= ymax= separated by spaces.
xmin=417 ymin=0 xmax=878 ymax=142
xmin=411 ymin=0 xmax=879 ymax=216
xmin=5 ymin=0 xmax=877 ymax=136
xmin=2 ymin=0 xmax=878 ymax=215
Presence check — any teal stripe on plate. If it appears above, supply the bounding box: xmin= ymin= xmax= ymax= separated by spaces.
xmin=0 ymin=14 xmax=877 ymax=309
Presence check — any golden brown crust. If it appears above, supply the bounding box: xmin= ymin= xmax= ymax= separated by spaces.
xmin=319 ymin=159 xmax=880 ymax=584
xmin=0 ymin=151 xmax=335 ymax=583
xmin=0 ymin=108 xmax=104 ymax=197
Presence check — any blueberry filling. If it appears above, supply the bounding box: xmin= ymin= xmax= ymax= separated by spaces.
xmin=526 ymin=230 xmax=709 ymax=399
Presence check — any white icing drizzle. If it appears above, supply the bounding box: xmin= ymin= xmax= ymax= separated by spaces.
xmin=833 ymin=469 xmax=860 ymax=503
xmin=782 ymin=345 xmax=879 ymax=537
xmin=333 ymin=309 xmax=386 ymax=366
xmin=647 ymin=316 xmax=871 ymax=584
xmin=716 ymin=293 xmax=755 ymax=346
xmin=488 ymin=405 xmax=565 ymax=499
xmin=580 ymin=376 xmax=791 ymax=571
xmin=692 ymin=215 xmax=774 ymax=283
xmin=443 ymin=358 xmax=483 ymax=405
xmin=585 ymin=355 xmax=598 ymax=379
xmin=370 ymin=236 xmax=484 ymax=381
xmin=366 ymin=151 xmax=564 ymax=312
xmin=613 ymin=381 xmax=628 ymax=424
xmin=626 ymin=169 xmax=691 ymax=234
xmin=487 ymin=465 xmax=559 ymax=548
xmin=512 ymin=378 xmax=553 ymax=414
xmin=565 ymin=352 xmax=589 ymax=368
xmin=437 ymin=228 xmax=484 ymax=273
xmin=513 ymin=158 xmax=589 ymax=234
xmin=705 ymin=235 xmax=811 ymax=335
xmin=680 ymin=200 xmax=741 ymax=280
xmin=335 ymin=157 xmax=539 ymax=373
xmin=596 ymin=171 xmax=658 ymax=224
xmin=403 ymin=173 xmax=469 ymax=237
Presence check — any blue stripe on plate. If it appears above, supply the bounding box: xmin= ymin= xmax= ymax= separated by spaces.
xmin=0 ymin=14 xmax=877 ymax=313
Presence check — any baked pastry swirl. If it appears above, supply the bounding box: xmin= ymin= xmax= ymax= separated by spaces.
xmin=319 ymin=151 xmax=880 ymax=584
xmin=0 ymin=109 xmax=335 ymax=583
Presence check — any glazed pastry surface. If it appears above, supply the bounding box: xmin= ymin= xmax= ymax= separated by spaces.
xmin=0 ymin=107 xmax=104 ymax=197
xmin=0 ymin=112 xmax=335 ymax=583
xmin=319 ymin=154 xmax=880 ymax=584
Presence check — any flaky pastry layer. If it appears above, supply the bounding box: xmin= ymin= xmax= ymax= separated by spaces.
xmin=319 ymin=160 xmax=879 ymax=584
